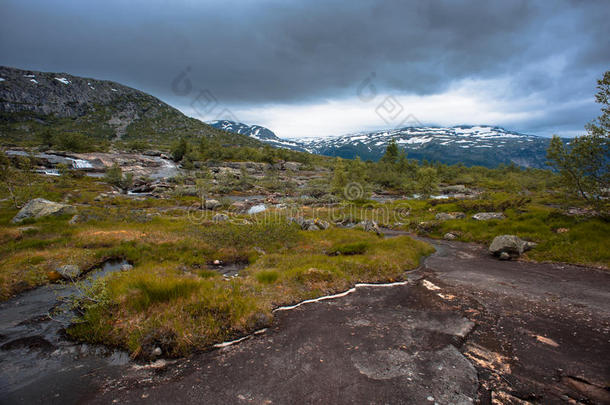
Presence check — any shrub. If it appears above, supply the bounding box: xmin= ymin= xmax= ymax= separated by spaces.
xmin=256 ymin=270 xmax=279 ymax=284
xmin=328 ymin=242 xmax=369 ymax=256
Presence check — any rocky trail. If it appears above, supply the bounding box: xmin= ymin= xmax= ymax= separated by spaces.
xmin=2 ymin=234 xmax=609 ymax=404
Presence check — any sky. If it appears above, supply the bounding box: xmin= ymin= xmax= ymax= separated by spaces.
xmin=1 ymin=0 xmax=609 ymax=139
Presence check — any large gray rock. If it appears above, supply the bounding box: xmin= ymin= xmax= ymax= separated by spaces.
xmin=435 ymin=212 xmax=465 ymax=221
xmin=489 ymin=235 xmax=536 ymax=258
xmin=472 ymin=212 xmax=505 ymax=221
xmin=56 ymin=264 xmax=82 ymax=279
xmin=11 ymin=198 xmax=76 ymax=223
xmin=288 ymin=217 xmax=329 ymax=231
xmin=204 ymin=199 xmax=221 ymax=210
xmin=355 ymin=220 xmax=382 ymax=235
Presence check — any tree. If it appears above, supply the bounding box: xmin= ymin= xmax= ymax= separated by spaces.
xmin=331 ymin=158 xmax=348 ymax=196
xmin=171 ymin=138 xmax=189 ymax=162
xmin=547 ymin=71 xmax=610 ymax=202
xmin=416 ymin=167 xmax=439 ymax=199
xmin=104 ymin=163 xmax=133 ymax=191
xmin=381 ymin=139 xmax=400 ymax=165
xmin=0 ymin=151 xmax=36 ymax=208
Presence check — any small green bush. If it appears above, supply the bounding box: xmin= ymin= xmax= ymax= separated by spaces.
xmin=328 ymin=241 xmax=369 ymax=256
xmin=256 ymin=270 xmax=279 ymax=284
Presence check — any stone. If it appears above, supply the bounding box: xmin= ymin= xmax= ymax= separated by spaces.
xmin=435 ymin=212 xmax=466 ymax=221
xmin=555 ymin=227 xmax=569 ymax=233
xmin=443 ymin=233 xmax=457 ymax=240
xmin=472 ymin=212 xmax=505 ymax=221
xmin=120 ymin=263 xmax=133 ymax=271
xmin=499 ymin=252 xmax=511 ymax=260
xmin=302 ymin=219 xmax=320 ymax=231
xmin=204 ymin=199 xmax=221 ymax=210
xmin=314 ymin=219 xmax=330 ymax=230
xmin=68 ymin=214 xmax=80 ymax=225
xmin=11 ymin=198 xmax=76 ymax=223
xmin=441 ymin=184 xmax=471 ymax=194
xmin=489 ymin=235 xmax=536 ymax=258
xmin=355 ymin=220 xmax=382 ymax=235
xmin=152 ymin=347 xmax=162 ymax=357
xmin=212 ymin=213 xmax=229 ymax=222
xmin=56 ymin=264 xmax=82 ymax=279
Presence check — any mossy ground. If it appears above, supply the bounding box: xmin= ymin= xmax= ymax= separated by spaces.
xmin=0 ymin=174 xmax=433 ymax=357
xmin=0 ymin=169 xmax=607 ymax=357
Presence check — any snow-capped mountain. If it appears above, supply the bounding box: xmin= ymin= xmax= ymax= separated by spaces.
xmin=211 ymin=120 xmax=555 ymax=168
xmin=304 ymin=125 xmax=553 ymax=168
xmin=208 ymin=120 xmax=308 ymax=152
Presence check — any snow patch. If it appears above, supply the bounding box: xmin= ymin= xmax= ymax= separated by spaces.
xmin=55 ymin=77 xmax=70 ymax=85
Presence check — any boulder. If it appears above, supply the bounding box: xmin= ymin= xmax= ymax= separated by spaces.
xmin=11 ymin=198 xmax=76 ymax=223
xmin=435 ymin=212 xmax=466 ymax=221
xmin=204 ymin=199 xmax=221 ymax=210
xmin=303 ymin=221 xmax=320 ymax=231
xmin=120 ymin=263 xmax=133 ymax=271
xmin=314 ymin=219 xmax=330 ymax=230
xmin=472 ymin=212 xmax=505 ymax=221
xmin=56 ymin=264 xmax=82 ymax=279
xmin=489 ymin=235 xmax=536 ymax=259
xmin=288 ymin=217 xmax=329 ymax=231
xmin=355 ymin=220 xmax=382 ymax=235
xmin=443 ymin=232 xmax=458 ymax=240
xmin=212 ymin=213 xmax=229 ymax=222
xmin=441 ymin=184 xmax=471 ymax=194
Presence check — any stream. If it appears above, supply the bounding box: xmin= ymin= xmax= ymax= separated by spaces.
xmin=0 ymin=260 xmax=131 ymax=398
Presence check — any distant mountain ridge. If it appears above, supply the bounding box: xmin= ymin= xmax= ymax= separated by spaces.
xmin=208 ymin=120 xmax=308 ymax=151
xmin=212 ymin=120 xmax=557 ymax=168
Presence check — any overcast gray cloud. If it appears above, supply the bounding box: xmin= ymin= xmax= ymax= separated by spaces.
xmin=1 ymin=0 xmax=609 ymax=138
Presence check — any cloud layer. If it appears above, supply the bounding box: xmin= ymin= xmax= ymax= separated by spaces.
xmin=1 ymin=0 xmax=608 ymax=138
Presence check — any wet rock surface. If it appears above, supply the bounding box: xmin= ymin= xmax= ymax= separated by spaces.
xmin=3 ymin=236 xmax=610 ymax=404
xmin=0 ymin=260 xmax=132 ymax=404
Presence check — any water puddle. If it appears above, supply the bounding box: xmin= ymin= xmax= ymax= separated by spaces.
xmin=208 ymin=262 xmax=249 ymax=277
xmin=247 ymin=204 xmax=267 ymax=214
xmin=0 ymin=260 xmax=131 ymax=396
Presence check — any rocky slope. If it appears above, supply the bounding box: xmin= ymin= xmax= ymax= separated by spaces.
xmin=0 ymin=66 xmax=257 ymax=147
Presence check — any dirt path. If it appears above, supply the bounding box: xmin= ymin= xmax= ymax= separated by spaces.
xmin=3 ymin=236 xmax=609 ymax=404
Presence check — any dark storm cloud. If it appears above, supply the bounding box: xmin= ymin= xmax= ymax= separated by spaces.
xmin=0 ymin=0 xmax=608 ymax=136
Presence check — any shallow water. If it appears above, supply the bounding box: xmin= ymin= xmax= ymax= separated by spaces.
xmin=247 ymin=204 xmax=267 ymax=214
xmin=0 ymin=260 xmax=131 ymax=396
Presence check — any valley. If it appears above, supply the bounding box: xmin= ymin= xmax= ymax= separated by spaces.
xmin=0 ymin=66 xmax=608 ymax=404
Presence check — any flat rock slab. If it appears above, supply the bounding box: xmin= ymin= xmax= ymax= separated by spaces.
xmin=87 ymin=283 xmax=478 ymax=405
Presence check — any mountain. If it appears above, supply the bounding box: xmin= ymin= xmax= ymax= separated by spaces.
xmin=208 ymin=120 xmax=308 ymax=152
xmin=303 ymin=126 xmax=555 ymax=168
xmin=0 ymin=66 xmax=258 ymax=147
xmin=213 ymin=120 xmax=556 ymax=168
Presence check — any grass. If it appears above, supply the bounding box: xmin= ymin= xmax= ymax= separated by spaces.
xmin=0 ymin=166 xmax=607 ymax=359
xmin=65 ymin=227 xmax=432 ymax=358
